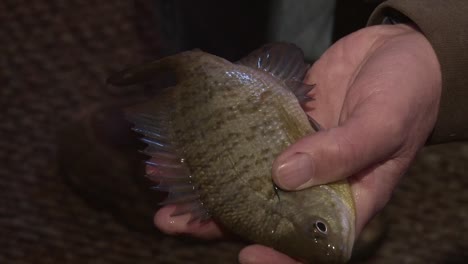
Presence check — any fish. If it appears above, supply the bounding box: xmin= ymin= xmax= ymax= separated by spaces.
xmin=108 ymin=43 xmax=356 ymax=263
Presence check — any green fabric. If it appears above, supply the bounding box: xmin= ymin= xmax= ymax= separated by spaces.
xmin=368 ymin=0 xmax=468 ymax=144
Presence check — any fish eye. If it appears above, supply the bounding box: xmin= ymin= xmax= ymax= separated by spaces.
xmin=315 ymin=220 xmax=328 ymax=235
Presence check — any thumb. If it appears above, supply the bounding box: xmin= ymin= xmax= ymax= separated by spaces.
xmin=272 ymin=109 xmax=403 ymax=190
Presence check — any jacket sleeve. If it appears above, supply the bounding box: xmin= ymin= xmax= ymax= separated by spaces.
xmin=367 ymin=0 xmax=468 ymax=144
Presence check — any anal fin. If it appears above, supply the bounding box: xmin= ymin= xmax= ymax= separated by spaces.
xmin=171 ymin=201 xmax=211 ymax=224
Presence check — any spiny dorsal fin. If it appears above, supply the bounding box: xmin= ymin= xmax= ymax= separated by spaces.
xmin=236 ymin=42 xmax=315 ymax=103
xmin=107 ymin=50 xmax=207 ymax=86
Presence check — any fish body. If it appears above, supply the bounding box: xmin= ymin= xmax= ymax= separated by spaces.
xmin=110 ymin=44 xmax=355 ymax=263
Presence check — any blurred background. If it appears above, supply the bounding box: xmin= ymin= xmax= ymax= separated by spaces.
xmin=1 ymin=0 xmax=468 ymax=263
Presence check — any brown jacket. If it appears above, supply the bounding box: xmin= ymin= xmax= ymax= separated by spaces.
xmin=368 ymin=0 xmax=468 ymax=144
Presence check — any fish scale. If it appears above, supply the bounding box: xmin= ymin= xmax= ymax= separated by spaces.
xmin=176 ymin=72 xmax=295 ymax=202
xmin=111 ymin=43 xmax=355 ymax=263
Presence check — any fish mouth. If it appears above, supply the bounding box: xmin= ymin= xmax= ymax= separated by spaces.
xmin=326 ymin=241 xmax=351 ymax=264
xmin=338 ymin=206 xmax=355 ymax=262
xmin=340 ymin=241 xmax=352 ymax=263
xmin=320 ymin=185 xmax=356 ymax=262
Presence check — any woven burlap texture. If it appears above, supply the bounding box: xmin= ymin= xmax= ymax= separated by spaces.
xmin=1 ymin=1 xmax=467 ymax=263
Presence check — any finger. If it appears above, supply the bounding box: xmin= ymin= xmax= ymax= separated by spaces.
xmin=154 ymin=205 xmax=225 ymax=240
xmin=239 ymin=245 xmax=302 ymax=264
xmin=272 ymin=97 xmax=404 ymax=190
xmin=349 ymin=157 xmax=408 ymax=234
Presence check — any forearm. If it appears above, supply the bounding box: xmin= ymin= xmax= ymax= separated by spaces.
xmin=368 ymin=0 xmax=468 ymax=144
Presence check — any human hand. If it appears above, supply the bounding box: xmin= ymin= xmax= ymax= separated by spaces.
xmin=152 ymin=24 xmax=442 ymax=263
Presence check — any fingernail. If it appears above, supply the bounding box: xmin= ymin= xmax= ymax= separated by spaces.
xmin=274 ymin=153 xmax=315 ymax=190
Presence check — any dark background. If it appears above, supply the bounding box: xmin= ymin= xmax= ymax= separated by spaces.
xmin=1 ymin=1 xmax=468 ymax=263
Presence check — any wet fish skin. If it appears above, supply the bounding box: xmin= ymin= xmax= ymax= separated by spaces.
xmin=111 ymin=44 xmax=355 ymax=263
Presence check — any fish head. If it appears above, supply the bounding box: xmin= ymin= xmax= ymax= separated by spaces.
xmin=276 ymin=184 xmax=355 ymax=263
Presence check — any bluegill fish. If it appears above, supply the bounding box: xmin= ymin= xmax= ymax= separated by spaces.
xmin=109 ymin=43 xmax=355 ymax=263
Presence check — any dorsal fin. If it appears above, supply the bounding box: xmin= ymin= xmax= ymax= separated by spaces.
xmin=236 ymin=42 xmax=315 ymax=103
xmin=107 ymin=50 xmax=205 ymax=86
